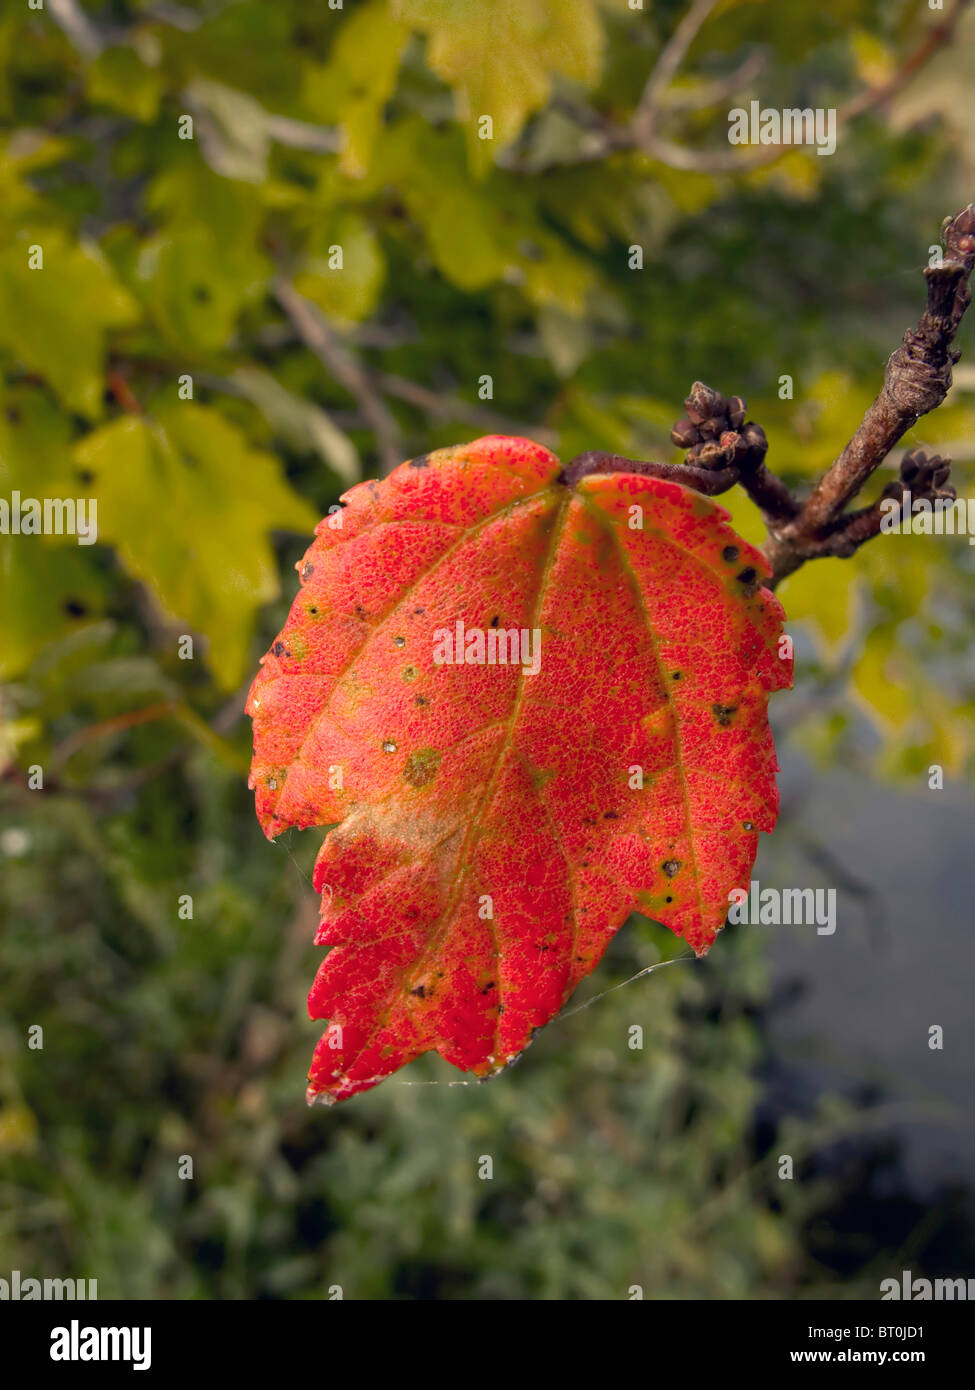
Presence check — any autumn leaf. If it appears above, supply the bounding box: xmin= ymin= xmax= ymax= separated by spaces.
xmin=247 ymin=437 xmax=792 ymax=1103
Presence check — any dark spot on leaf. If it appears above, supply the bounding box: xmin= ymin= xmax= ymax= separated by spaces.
xmin=722 ymin=545 xmax=739 ymax=563
xmin=410 ymin=984 xmax=427 ymax=998
xmin=403 ymin=747 xmax=442 ymax=788
xmin=414 ymin=695 xmax=429 ymax=706
xmin=671 ymin=671 xmax=682 ymax=681
xmin=408 ymin=454 xmax=431 ymax=469
xmin=402 ymin=665 xmax=418 ymax=681
xmin=603 ymin=810 xmax=619 ymax=819
xmin=743 ymin=820 xmax=754 ymax=831
xmin=77 ymin=468 xmax=94 ymax=486
xmin=192 ymin=284 xmax=211 ymax=303
xmin=6 ymin=406 xmax=21 ymax=423
xmin=665 ymin=896 xmax=673 ymax=903
xmin=662 ymin=859 xmax=681 ymax=878
xmin=489 ymin=615 xmax=500 ymax=627
xmin=301 ymin=561 xmax=314 ymax=581
xmin=413 ymin=607 xmax=425 ymax=615
xmin=737 ymin=566 xmax=758 ymax=596
xmin=63 ymin=598 xmax=87 ymax=617
xmin=712 ymin=703 xmax=737 ymax=727
xmin=272 ymin=641 xmax=286 ymax=657
xmin=481 ymin=981 xmax=495 ymax=995
xmin=393 ymin=635 xmax=405 ymax=647
xmin=307 ymin=605 xmax=320 ymax=617
xmin=355 ymin=604 xmax=366 ymax=619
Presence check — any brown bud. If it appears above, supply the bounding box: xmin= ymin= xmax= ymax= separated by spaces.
xmin=693 ymin=441 xmax=727 ymax=468
xmin=741 ymin=422 xmax=767 ymax=454
xmin=719 ymin=430 xmax=740 ymax=459
xmin=727 ymin=396 xmax=746 ymax=428
xmin=671 ymin=417 xmax=700 ymax=448
xmin=900 ymin=449 xmax=924 ymax=482
xmin=684 ymin=381 xmax=723 ymax=424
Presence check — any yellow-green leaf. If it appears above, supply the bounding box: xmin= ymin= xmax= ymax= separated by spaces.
xmin=72 ymin=403 xmax=318 ymax=688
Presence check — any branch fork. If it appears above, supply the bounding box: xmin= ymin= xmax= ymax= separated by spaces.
xmin=566 ymin=206 xmax=975 ymax=588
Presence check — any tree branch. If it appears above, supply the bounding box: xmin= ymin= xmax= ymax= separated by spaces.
xmin=47 ymin=0 xmax=108 ymax=58
xmin=762 ymin=205 xmax=975 ymax=585
xmin=272 ymin=279 xmax=404 ymax=476
xmin=567 ymin=210 xmax=974 ymax=592
xmin=373 ymin=370 xmax=557 ymax=448
xmin=632 ymin=0 xmax=721 ymax=149
xmin=514 ymin=0 xmax=970 ymax=176
xmin=564 ymin=383 xmax=798 ymax=515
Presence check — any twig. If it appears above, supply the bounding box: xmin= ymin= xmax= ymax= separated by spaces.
xmin=516 ymin=0 xmax=970 ymax=176
xmin=569 ymin=207 xmax=974 ymax=596
xmin=839 ymin=1 xmax=970 ymax=122
xmin=47 ymin=0 xmax=107 ymax=58
xmin=561 ymin=448 xmax=739 ymax=494
xmin=264 ymin=114 xmax=343 ymax=155
xmin=663 ymin=51 xmax=767 ymax=112
xmin=610 ymin=212 xmax=972 ymax=588
xmin=762 ymin=207 xmax=975 ymax=585
xmin=374 ymin=370 xmax=558 ymax=447
xmin=272 ymin=279 xmax=404 ymax=476
xmin=44 ymin=700 xmax=250 ymax=777
xmin=632 ymin=0 xmax=721 ymax=149
xmin=564 ymin=382 xmax=799 ymax=518
xmin=48 ymin=702 xmax=178 ymax=772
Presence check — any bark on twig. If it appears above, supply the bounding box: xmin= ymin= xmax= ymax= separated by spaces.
xmin=567 ymin=209 xmax=975 ymax=591
xmin=762 ymin=206 xmax=975 ymax=585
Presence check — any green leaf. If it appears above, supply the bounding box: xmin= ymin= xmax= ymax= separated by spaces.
xmin=301 ymin=1 xmax=409 ymax=179
xmin=293 ymin=211 xmax=385 ymax=325
xmin=86 ymin=46 xmax=164 ymax=123
xmin=0 ymin=542 xmax=108 ymax=681
xmin=185 ymin=79 xmax=271 ymax=184
xmin=134 ymin=160 xmax=271 ymax=352
xmin=72 ymin=402 xmax=318 ymax=688
xmin=0 ymin=234 xmax=138 ymax=417
xmin=777 ymin=556 xmax=861 ymax=659
xmin=394 ymin=0 xmax=604 ymax=172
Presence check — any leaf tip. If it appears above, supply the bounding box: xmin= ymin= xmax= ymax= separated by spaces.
xmin=306 ymin=1083 xmax=337 ymax=1108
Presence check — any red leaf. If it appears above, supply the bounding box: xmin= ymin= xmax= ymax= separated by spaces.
xmin=247 ymin=436 xmax=792 ymax=1103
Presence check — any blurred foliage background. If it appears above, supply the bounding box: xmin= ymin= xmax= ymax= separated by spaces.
xmin=1 ymin=0 xmax=974 ymax=1299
